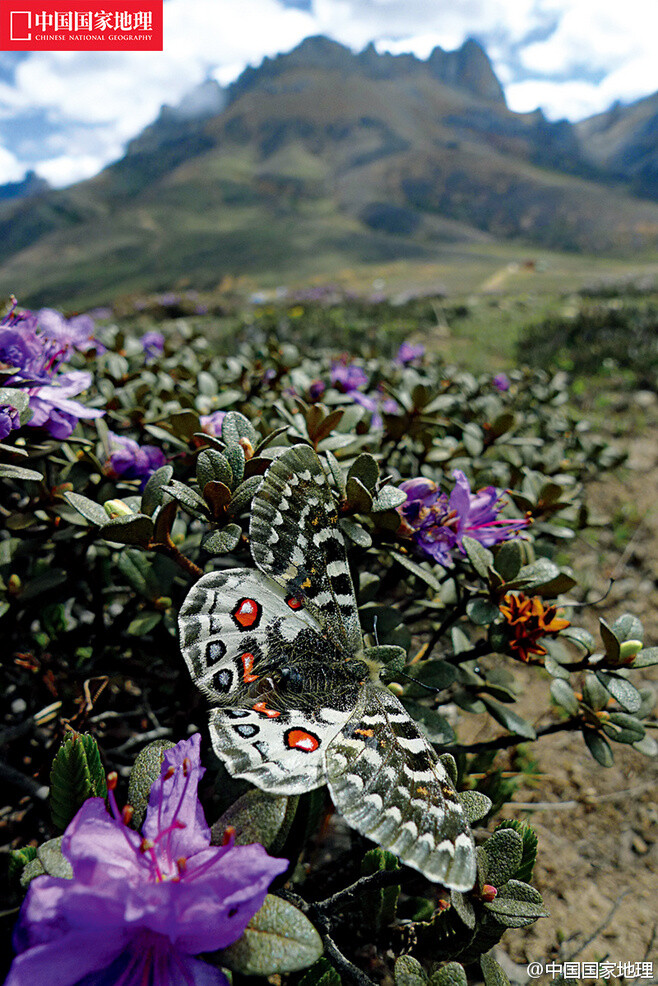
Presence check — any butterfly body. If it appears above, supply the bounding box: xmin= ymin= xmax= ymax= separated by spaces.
xmin=179 ymin=444 xmax=476 ymax=890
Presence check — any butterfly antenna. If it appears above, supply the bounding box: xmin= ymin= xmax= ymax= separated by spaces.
xmin=394 ymin=669 xmax=444 ymax=694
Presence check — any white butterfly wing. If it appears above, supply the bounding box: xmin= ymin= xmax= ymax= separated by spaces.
xmin=179 ymin=569 xmax=351 ymax=795
xmin=326 ymin=685 xmax=477 ymax=890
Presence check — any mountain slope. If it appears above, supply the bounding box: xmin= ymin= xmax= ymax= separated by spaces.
xmin=576 ymin=92 xmax=658 ymax=200
xmin=2 ymin=36 xmax=658 ymax=308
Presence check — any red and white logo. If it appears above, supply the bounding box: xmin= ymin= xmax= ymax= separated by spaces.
xmin=0 ymin=0 xmax=163 ymax=50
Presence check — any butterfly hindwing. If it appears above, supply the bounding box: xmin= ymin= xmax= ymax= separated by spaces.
xmin=326 ymin=685 xmax=477 ymax=891
xmin=250 ymin=444 xmax=361 ymax=654
xmin=179 ymin=568 xmax=355 ymax=795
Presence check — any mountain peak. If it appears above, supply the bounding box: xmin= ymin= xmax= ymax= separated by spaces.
xmin=228 ymin=33 xmax=506 ymax=105
xmin=427 ymin=37 xmax=505 ymax=105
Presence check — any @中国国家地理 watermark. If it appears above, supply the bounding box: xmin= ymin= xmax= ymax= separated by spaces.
xmin=526 ymin=961 xmax=654 ymax=980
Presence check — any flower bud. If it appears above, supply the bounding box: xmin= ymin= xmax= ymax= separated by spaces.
xmin=104 ymin=499 xmax=134 ymax=519
xmin=8 ymin=574 xmax=21 ymax=595
xmin=618 ymin=639 xmax=643 ymax=664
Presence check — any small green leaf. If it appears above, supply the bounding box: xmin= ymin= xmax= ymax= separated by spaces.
xmin=494 ymin=821 xmax=538 ymax=883
xmin=0 ymin=462 xmax=43 ymax=481
xmin=348 ymin=453 xmax=379 ymax=491
xmin=229 ymin=476 xmax=262 ymax=515
xmin=221 ymin=895 xmax=323 ymax=975
xmin=480 ymin=952 xmax=512 ymax=986
xmin=631 ymin=646 xmax=658 ymax=668
xmin=467 ymin=598 xmax=500 ymax=625
xmin=457 ymin=790 xmax=492 ymax=824
xmin=561 ymin=626 xmax=596 ymax=653
xmin=410 ymin=659 xmax=457 ymax=690
xmin=99 ymin=513 xmax=154 ymax=547
xmin=371 ymin=485 xmax=407 ymax=511
xmin=480 ymin=696 xmax=537 ymax=739
xmin=346 ymin=475 xmax=373 ymax=512
xmin=402 ymin=701 xmax=456 ymax=744
xmin=494 ymin=541 xmax=523 ymax=581
xmin=430 ymin=963 xmax=468 ymax=986
xmin=339 ymin=518 xmax=372 ymax=547
xmin=221 ymin=411 xmax=258 ymax=447
xmin=196 ymin=449 xmax=233 ymax=489
xmin=64 ymin=491 xmax=109 ymax=526
xmin=128 ymin=739 xmax=176 ymax=829
xmin=202 ymin=524 xmax=242 ymax=555
xmin=50 ymin=732 xmax=107 ymax=832
xmin=162 ymin=480 xmax=209 ymax=519
xmin=300 ymin=958 xmax=342 ymax=986
xmin=391 ymin=551 xmax=442 ymax=590
xmin=599 ymin=618 xmax=620 ymax=662
xmin=462 ymin=536 xmax=494 ymax=578
xmin=595 ymin=671 xmax=642 ymax=713
xmin=582 ymin=673 xmax=609 ymax=711
xmin=212 ymin=790 xmax=297 ymax=853
xmin=141 ymin=465 xmax=174 ymax=516
xmin=583 ymin=729 xmax=614 ymax=766
xmin=224 ymin=442 xmax=246 ymax=486
xmin=449 ymin=889 xmax=476 ymax=929
xmin=611 ymin=613 xmax=644 ymax=644
xmin=602 ymin=712 xmax=645 ymax=745
xmin=395 ymin=955 xmax=428 ymax=986
xmin=481 ymin=828 xmax=523 ymax=888
xmin=550 ymin=679 xmax=580 ymax=715
xmin=127 ymin=612 xmax=162 ymax=636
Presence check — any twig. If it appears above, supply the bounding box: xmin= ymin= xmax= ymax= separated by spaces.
xmin=453 ymin=718 xmax=582 ymax=754
xmin=149 ymin=535 xmax=203 ymax=578
xmin=0 ymin=760 xmax=49 ymax=800
xmin=562 ymin=891 xmax=631 ymax=961
xmin=509 ymin=780 xmax=656 ymax=811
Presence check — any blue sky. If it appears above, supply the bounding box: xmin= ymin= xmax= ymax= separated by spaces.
xmin=1 ymin=0 xmax=657 ymax=187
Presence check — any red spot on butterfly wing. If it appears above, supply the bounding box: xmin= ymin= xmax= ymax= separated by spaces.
xmin=232 ymin=598 xmax=262 ymax=629
xmin=285 ymin=595 xmax=304 ymax=611
xmin=240 ymin=652 xmax=259 ymax=683
xmin=285 ymin=728 xmax=320 ymax=753
xmin=253 ymin=701 xmax=281 ymax=719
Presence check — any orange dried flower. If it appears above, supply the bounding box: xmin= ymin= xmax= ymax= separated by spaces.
xmin=499 ymin=592 xmax=570 ymax=662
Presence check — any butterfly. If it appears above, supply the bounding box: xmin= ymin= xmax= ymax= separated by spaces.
xmin=178 ymin=443 xmax=476 ymax=890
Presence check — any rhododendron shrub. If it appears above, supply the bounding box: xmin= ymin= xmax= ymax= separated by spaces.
xmin=2 ymin=297 xmax=655 ymax=986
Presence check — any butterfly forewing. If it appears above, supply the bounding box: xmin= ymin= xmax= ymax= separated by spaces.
xmin=250 ymin=444 xmax=362 ymax=654
xmin=327 ymin=687 xmax=476 ymax=891
xmin=179 ymin=569 xmax=352 ymax=794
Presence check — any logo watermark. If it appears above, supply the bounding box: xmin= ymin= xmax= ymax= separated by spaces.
xmin=0 ymin=0 xmax=163 ymax=50
xmin=527 ymin=961 xmax=654 ymax=980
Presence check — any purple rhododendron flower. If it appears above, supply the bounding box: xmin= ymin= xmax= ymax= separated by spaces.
xmin=395 ymin=341 xmax=425 ymax=365
xmin=398 ymin=470 xmax=529 ymax=567
xmin=199 ymin=410 xmax=226 ymax=437
xmin=104 ymin=432 xmax=167 ymax=487
xmin=493 ymin=373 xmax=510 ymax=392
xmin=0 ymin=403 xmax=21 ymax=439
xmin=141 ymin=330 xmax=165 ymax=363
xmin=330 ymin=360 xmax=368 ymax=393
xmin=308 ymin=379 xmax=326 ymax=401
xmin=7 ymin=734 xmax=288 ymax=986
xmin=27 ymin=371 xmax=104 ymax=439
xmin=38 ymin=309 xmax=104 ymax=357
xmin=0 ymin=320 xmax=50 ymax=384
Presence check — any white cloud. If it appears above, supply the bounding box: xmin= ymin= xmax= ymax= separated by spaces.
xmin=0 ymin=143 xmax=25 ymax=182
